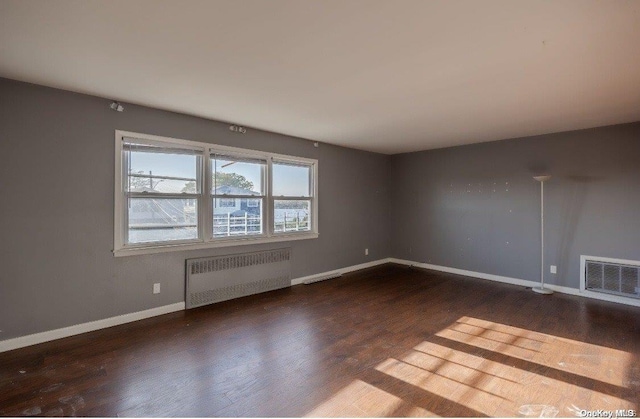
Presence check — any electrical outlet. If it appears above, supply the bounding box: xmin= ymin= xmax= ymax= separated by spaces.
xmin=550 ymin=265 xmax=557 ymax=274
xmin=365 ymin=248 xmax=369 ymax=256
xmin=153 ymin=283 xmax=161 ymax=294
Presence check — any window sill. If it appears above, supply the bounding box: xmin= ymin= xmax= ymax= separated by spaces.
xmin=113 ymin=232 xmax=319 ymax=257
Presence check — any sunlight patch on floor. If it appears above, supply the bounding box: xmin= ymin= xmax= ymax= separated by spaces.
xmin=372 ymin=316 xmax=635 ymax=416
xmin=436 ymin=316 xmax=633 ymax=388
xmin=304 ymin=316 xmax=636 ymax=417
xmin=304 ymin=379 xmax=419 ymax=417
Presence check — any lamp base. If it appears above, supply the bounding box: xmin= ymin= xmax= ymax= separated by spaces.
xmin=532 ymin=286 xmax=554 ymax=295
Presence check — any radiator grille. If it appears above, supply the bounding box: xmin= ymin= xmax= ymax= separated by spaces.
xmin=189 ymin=248 xmax=290 ymax=274
xmin=585 ymin=259 xmax=640 ymax=299
xmin=186 ymin=248 xmax=291 ymax=309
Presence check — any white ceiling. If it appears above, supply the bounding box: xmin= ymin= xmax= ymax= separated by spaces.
xmin=1 ymin=0 xmax=640 ymax=154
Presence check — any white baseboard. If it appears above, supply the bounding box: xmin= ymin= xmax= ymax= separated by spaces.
xmin=5 ymin=257 xmax=636 ymax=354
xmin=0 ymin=302 xmax=185 ymax=353
xmin=0 ymin=260 xmax=391 ymax=353
xmin=388 ymin=258 xmax=640 ymax=308
xmin=291 ymin=258 xmax=391 ymax=286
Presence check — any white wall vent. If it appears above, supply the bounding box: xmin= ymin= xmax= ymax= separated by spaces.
xmin=581 ymin=255 xmax=640 ymax=300
xmin=186 ymin=248 xmax=291 ymax=309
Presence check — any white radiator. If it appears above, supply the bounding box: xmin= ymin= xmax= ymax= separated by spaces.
xmin=185 ymin=248 xmax=291 ymax=309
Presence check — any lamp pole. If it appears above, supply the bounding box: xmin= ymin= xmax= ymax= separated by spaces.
xmin=532 ymin=175 xmax=553 ymax=295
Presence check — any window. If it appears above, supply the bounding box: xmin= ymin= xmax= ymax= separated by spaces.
xmin=114 ymin=131 xmax=318 ymax=256
xmin=218 ymin=198 xmax=236 ymax=208
xmin=123 ymin=140 xmax=202 ymax=245
xmin=211 ymin=154 xmax=266 ymax=238
xmin=272 ymin=161 xmax=312 ymax=233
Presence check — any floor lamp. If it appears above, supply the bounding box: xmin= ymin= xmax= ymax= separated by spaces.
xmin=532 ymin=175 xmax=553 ymax=295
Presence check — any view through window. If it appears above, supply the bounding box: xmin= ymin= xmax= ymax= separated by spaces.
xmin=115 ymin=132 xmax=317 ymax=255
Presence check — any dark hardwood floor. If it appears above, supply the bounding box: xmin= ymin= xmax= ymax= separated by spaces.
xmin=1 ymin=264 xmax=639 ymax=417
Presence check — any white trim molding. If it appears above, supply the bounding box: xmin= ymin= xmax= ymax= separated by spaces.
xmin=388 ymin=258 xmax=640 ymax=308
xmin=0 ymin=260 xmax=389 ymax=353
xmin=0 ymin=302 xmax=185 ymax=353
xmin=6 ymin=257 xmax=638 ymax=354
xmin=291 ymin=258 xmax=392 ymax=286
xmin=115 ymin=232 xmax=319 ymax=257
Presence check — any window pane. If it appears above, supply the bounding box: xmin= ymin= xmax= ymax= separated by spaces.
xmin=128 ymin=176 xmax=199 ymax=194
xmin=127 ymin=149 xmax=199 ymax=193
xmin=212 ymin=155 xmax=264 ymax=195
xmin=213 ymin=198 xmax=263 ymax=237
xmin=128 ymin=198 xmax=198 ymax=243
xmin=272 ymin=163 xmax=310 ymax=197
xmin=274 ymin=200 xmax=310 ymax=233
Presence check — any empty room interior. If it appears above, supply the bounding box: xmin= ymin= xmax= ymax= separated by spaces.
xmin=1 ymin=0 xmax=640 ymax=417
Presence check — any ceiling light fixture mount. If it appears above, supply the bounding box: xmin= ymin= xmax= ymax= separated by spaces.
xmin=229 ymin=125 xmax=247 ymax=134
xmin=109 ymin=101 xmax=124 ymax=112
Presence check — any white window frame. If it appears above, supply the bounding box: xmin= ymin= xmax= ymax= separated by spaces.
xmin=271 ymin=159 xmax=315 ymax=234
xmin=114 ymin=130 xmax=318 ymax=257
xmin=210 ymin=153 xmax=267 ymax=241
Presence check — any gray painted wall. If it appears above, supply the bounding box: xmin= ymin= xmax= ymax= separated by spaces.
xmin=2 ymin=76 xmax=639 ymax=343
xmin=0 ymin=78 xmax=391 ymax=340
xmin=390 ymin=123 xmax=640 ymax=289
